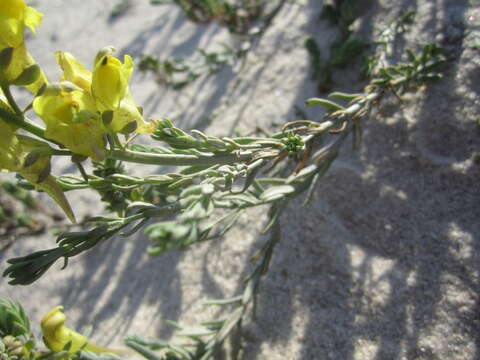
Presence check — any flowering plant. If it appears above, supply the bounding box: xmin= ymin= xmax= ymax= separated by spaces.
xmin=0 ymin=1 xmax=446 ymax=359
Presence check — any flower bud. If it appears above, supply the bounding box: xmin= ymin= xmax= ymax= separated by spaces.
xmin=10 ymin=346 xmax=24 ymax=357
xmin=93 ymin=46 xmax=116 ymax=67
xmin=2 ymin=336 xmax=16 ymax=349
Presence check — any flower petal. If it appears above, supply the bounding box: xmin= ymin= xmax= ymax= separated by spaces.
xmin=0 ymin=42 xmax=47 ymax=93
xmin=92 ymin=55 xmax=128 ymax=110
xmin=56 ymin=51 xmax=92 ymax=92
xmin=23 ymin=6 xmax=43 ymax=34
xmin=110 ymin=90 xmax=156 ymax=133
xmin=33 ymin=89 xmax=106 ymax=160
xmin=0 ymin=0 xmax=27 ymax=48
xmin=18 ymin=137 xmax=75 ymax=222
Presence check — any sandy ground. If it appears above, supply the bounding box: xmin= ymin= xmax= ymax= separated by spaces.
xmin=1 ymin=0 xmax=479 ymax=359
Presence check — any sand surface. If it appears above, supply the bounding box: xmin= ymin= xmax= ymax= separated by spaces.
xmin=1 ymin=0 xmax=479 ymax=359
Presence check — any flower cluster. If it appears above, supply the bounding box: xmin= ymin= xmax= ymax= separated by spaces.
xmin=0 ymin=89 xmax=75 ymax=222
xmin=33 ymin=48 xmax=157 ymax=161
xmin=0 ymin=0 xmax=157 ymax=221
xmin=0 ymin=0 xmax=46 ymax=92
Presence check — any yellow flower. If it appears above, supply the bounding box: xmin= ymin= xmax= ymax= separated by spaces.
xmin=33 ymin=84 xmax=107 ymax=161
xmin=110 ymin=90 xmax=157 ymax=133
xmin=55 ymin=51 xmax=91 ymax=92
xmin=17 ymin=137 xmax=75 ymax=223
xmin=0 ymin=42 xmax=46 ymax=93
xmin=41 ymin=306 xmax=121 ymax=354
xmin=0 ymin=0 xmax=43 ymax=48
xmin=55 ymin=50 xmax=156 ymax=135
xmin=34 ymin=49 xmax=156 ymax=161
xmin=91 ymin=50 xmax=156 ymax=134
xmin=92 ymin=53 xmax=131 ymax=111
xmin=0 ymin=0 xmax=46 ymax=93
xmin=0 ymin=119 xmax=75 ymax=222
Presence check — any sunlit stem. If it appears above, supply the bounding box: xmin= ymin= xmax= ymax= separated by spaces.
xmin=0 ymin=107 xmax=48 ymax=140
xmin=109 ymin=149 xmax=253 ymax=166
xmin=0 ymin=85 xmax=22 ymax=115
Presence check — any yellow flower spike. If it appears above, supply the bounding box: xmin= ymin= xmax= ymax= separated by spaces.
xmin=33 ymin=85 xmax=107 ymax=161
xmin=55 ymin=51 xmax=92 ymax=92
xmin=92 ymin=54 xmax=132 ymax=111
xmin=41 ymin=306 xmax=121 ymax=354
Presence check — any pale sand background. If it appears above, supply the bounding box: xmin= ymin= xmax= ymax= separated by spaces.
xmin=1 ymin=0 xmax=480 ymax=359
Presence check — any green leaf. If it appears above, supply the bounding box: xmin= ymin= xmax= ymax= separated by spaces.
xmin=406 ymin=49 xmax=417 ymax=63
xmin=260 ymin=185 xmax=295 ymax=202
xmin=305 ymin=98 xmax=345 ymax=112
xmin=12 ymin=64 xmax=41 ymax=86
xmin=330 ymin=37 xmax=369 ymax=67
xmin=125 ymin=340 xmax=163 ymax=360
xmin=328 ymin=92 xmax=364 ymax=102
xmin=0 ymin=299 xmax=32 ymax=339
xmin=223 ymin=193 xmax=259 ymax=206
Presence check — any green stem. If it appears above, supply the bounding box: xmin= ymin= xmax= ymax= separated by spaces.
xmin=0 ymin=107 xmax=48 ymax=140
xmin=75 ymin=162 xmax=89 ymax=182
xmin=50 ymin=149 xmax=73 ymax=156
xmin=22 ymin=100 xmax=34 ymax=114
xmin=109 ymin=149 xmax=253 ymax=166
xmin=1 ymin=85 xmax=22 ymax=115
xmin=0 ymin=107 xmax=257 ymax=167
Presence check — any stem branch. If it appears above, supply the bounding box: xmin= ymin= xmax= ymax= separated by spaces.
xmin=109 ymin=149 xmax=253 ymax=166
xmin=0 ymin=107 xmax=48 ymax=140
xmin=1 ymin=85 xmax=22 ymax=115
